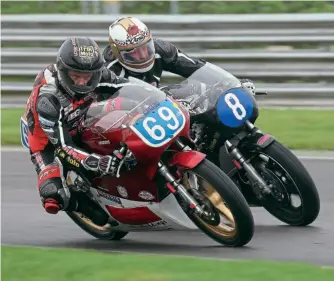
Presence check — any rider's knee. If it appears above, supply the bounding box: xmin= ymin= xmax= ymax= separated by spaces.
xmin=37 ymin=164 xmax=62 ymax=197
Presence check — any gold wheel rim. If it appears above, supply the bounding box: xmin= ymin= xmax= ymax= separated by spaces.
xmin=182 ymin=172 xmax=237 ymax=239
xmin=72 ymin=211 xmax=111 ymax=232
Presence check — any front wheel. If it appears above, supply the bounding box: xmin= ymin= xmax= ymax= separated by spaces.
xmin=179 ymin=159 xmax=254 ymax=247
xmin=254 ymin=141 xmax=320 ymax=226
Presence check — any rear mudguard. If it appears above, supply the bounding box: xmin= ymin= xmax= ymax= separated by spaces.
xmin=169 ymin=151 xmax=206 ymax=169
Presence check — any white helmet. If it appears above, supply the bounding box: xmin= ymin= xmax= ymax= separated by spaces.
xmin=108 ymin=17 xmax=155 ymax=73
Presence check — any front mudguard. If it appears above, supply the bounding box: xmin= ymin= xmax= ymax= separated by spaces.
xmin=220 ymin=130 xmax=275 ymax=176
xmin=169 ymin=151 xmax=206 ymax=169
xmin=242 ymin=132 xmax=276 ymax=152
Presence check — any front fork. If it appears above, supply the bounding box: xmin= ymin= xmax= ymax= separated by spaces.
xmin=225 ymin=121 xmax=272 ymax=199
xmin=157 ymin=139 xmax=204 ymax=216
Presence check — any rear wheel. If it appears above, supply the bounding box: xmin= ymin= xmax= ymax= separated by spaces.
xmin=66 ymin=211 xmax=128 ymax=240
xmin=179 ymin=159 xmax=254 ymax=247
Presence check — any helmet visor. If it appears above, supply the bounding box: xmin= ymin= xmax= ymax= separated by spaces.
xmin=120 ymin=39 xmax=155 ymax=65
xmin=60 ymin=68 xmax=102 ymax=95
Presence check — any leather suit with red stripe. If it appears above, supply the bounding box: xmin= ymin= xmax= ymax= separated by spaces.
xmin=26 ymin=64 xmax=129 ymax=213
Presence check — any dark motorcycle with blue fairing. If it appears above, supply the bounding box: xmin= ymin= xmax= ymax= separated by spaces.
xmin=164 ymin=62 xmax=320 ymax=226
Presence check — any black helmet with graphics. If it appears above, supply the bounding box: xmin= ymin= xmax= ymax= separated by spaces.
xmin=108 ymin=17 xmax=155 ymax=73
xmin=56 ymin=37 xmax=104 ymax=98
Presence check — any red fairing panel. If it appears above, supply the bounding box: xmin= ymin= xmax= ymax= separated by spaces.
xmin=105 ymin=205 xmax=161 ymax=225
xmin=92 ymin=165 xmax=160 ymax=202
xmin=169 ymin=151 xmax=206 ymax=169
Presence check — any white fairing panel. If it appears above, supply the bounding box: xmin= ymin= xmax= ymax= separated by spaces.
xmin=90 ymin=187 xmax=197 ymax=232
xmin=151 ymin=193 xmax=197 ymax=229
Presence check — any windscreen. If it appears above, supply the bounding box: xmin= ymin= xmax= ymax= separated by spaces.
xmin=166 ymin=62 xmax=242 ymax=113
xmin=83 ymin=77 xmax=167 ymax=132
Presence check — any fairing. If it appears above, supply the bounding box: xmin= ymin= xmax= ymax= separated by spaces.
xmin=166 ymin=62 xmax=242 ymax=113
xmin=81 ymin=76 xmax=190 ymax=157
xmin=78 ymin=77 xmax=197 ymax=231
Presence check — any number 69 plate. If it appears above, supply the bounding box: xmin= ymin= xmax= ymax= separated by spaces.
xmin=130 ymin=99 xmax=186 ymax=147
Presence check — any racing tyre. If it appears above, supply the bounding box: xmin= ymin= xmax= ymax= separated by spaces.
xmin=66 ymin=211 xmax=128 ymax=240
xmin=254 ymin=140 xmax=320 ymax=226
xmin=180 ymin=159 xmax=254 ymax=247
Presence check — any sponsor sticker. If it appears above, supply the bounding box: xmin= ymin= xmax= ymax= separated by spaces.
xmin=78 ymin=45 xmax=95 ymax=58
xmin=98 ymin=140 xmax=110 ymax=145
xmin=138 ymin=191 xmax=155 ymax=201
xmin=127 ymin=220 xmax=168 ymax=229
xmin=97 ymin=189 xmax=122 ymax=205
xmin=117 ymin=185 xmax=128 ymax=198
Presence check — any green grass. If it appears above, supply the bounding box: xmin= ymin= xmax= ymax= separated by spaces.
xmin=1 ymin=76 xmax=34 ymax=82
xmin=1 ymin=108 xmax=26 ymax=146
xmin=1 ymin=108 xmax=334 ymax=150
xmin=2 ymin=1 xmax=334 ymax=14
xmin=255 ymin=108 xmax=334 ymax=150
xmin=2 ymin=245 xmax=333 ymax=281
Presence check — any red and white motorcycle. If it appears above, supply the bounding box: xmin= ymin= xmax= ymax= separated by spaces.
xmin=20 ymin=78 xmax=254 ymax=247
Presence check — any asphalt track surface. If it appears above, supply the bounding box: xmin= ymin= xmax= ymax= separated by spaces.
xmin=2 ymin=150 xmax=334 ymax=266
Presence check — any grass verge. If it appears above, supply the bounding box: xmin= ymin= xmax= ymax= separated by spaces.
xmin=255 ymin=108 xmax=334 ymax=150
xmin=1 ymin=108 xmax=334 ymax=150
xmin=2 ymin=245 xmax=334 ymax=281
xmin=2 ymin=1 xmax=334 ymax=14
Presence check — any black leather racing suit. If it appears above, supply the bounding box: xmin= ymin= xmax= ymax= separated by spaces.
xmin=103 ymin=38 xmax=256 ymax=102
xmin=103 ymin=38 xmax=206 ymax=87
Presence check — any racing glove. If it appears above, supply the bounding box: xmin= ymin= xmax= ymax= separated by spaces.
xmin=82 ymin=149 xmax=125 ymax=176
xmin=240 ymin=78 xmax=256 ymax=96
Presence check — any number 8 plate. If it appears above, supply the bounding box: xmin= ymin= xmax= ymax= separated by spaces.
xmin=130 ymin=99 xmax=186 ymax=147
xmin=216 ymin=88 xmax=254 ymax=128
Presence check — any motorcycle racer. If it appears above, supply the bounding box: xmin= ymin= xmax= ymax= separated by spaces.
xmin=25 ymin=37 xmax=130 ymax=217
xmin=103 ymin=16 xmax=256 ymax=95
